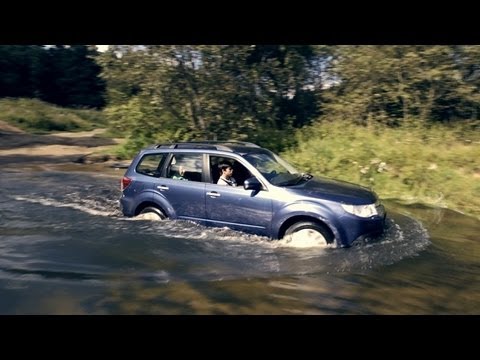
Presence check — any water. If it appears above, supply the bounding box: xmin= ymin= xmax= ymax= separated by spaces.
xmin=0 ymin=167 xmax=478 ymax=314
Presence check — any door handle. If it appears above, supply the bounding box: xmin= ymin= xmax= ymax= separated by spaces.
xmin=156 ymin=185 xmax=169 ymax=190
xmin=206 ymin=191 xmax=221 ymax=197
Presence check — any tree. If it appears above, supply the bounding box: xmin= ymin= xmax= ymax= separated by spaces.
xmin=0 ymin=45 xmax=43 ymax=98
xmin=35 ymin=45 xmax=105 ymax=108
xmin=322 ymin=45 xmax=480 ymax=126
xmin=0 ymin=45 xmax=106 ymax=108
xmin=98 ymin=45 xmax=324 ymax=153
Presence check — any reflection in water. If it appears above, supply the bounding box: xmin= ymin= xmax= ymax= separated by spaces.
xmin=0 ymin=169 xmax=479 ymax=314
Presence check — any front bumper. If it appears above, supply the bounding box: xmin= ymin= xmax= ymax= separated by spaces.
xmin=339 ymin=206 xmax=386 ymax=247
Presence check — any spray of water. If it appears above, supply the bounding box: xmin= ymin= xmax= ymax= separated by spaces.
xmin=10 ymin=189 xmax=430 ymax=275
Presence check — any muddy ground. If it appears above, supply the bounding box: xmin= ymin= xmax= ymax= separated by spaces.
xmin=0 ymin=120 xmax=127 ymax=171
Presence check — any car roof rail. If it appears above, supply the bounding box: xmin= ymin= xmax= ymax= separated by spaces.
xmin=153 ymin=141 xmax=261 ymax=150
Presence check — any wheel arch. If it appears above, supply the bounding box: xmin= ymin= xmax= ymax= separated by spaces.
xmin=135 ymin=201 xmax=168 ymax=217
xmin=277 ymin=215 xmax=336 ymax=242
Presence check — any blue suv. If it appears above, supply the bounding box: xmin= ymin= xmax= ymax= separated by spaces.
xmin=120 ymin=141 xmax=386 ymax=247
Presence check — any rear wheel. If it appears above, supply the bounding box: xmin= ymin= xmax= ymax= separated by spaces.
xmin=138 ymin=206 xmax=166 ymax=221
xmin=284 ymin=221 xmax=334 ymax=246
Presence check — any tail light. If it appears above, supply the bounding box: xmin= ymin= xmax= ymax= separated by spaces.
xmin=121 ymin=176 xmax=133 ymax=191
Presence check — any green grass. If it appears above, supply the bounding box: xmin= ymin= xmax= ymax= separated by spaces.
xmin=281 ymin=120 xmax=480 ymax=219
xmin=0 ymin=98 xmax=106 ymax=133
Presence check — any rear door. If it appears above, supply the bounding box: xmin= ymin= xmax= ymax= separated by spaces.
xmin=153 ymin=152 xmax=206 ymax=221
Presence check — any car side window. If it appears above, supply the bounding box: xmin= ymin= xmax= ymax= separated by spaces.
xmin=136 ymin=153 xmax=167 ymax=177
xmin=167 ymin=153 xmax=203 ymax=182
xmin=210 ymin=156 xmax=253 ymax=186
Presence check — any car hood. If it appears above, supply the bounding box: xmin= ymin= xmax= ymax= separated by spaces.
xmin=286 ymin=176 xmax=378 ymax=205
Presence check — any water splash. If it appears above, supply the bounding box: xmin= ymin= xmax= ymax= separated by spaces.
xmin=13 ymin=195 xmax=119 ymax=217
xmin=273 ymin=235 xmax=336 ymax=249
xmin=5 ymin=173 xmax=431 ymax=278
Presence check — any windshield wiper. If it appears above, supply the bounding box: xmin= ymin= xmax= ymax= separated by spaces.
xmin=292 ymin=173 xmax=313 ymax=185
xmin=278 ymin=173 xmax=313 ymax=187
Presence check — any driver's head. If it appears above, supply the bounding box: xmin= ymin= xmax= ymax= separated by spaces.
xmin=219 ymin=163 xmax=233 ymax=176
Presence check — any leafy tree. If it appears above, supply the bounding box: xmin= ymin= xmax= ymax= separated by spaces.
xmin=322 ymin=45 xmax=480 ymax=126
xmin=35 ymin=45 xmax=105 ymax=108
xmin=0 ymin=45 xmax=105 ymax=109
xmin=98 ymin=45 xmax=324 ymax=154
xmin=0 ymin=45 xmax=44 ymax=98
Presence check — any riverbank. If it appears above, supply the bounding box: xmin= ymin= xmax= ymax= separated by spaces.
xmin=2 ymin=118 xmax=479 ymax=220
xmin=282 ymin=121 xmax=480 ymax=220
xmin=0 ymin=120 xmax=127 ymax=174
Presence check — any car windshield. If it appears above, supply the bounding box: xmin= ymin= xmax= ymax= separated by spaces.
xmin=243 ymin=150 xmax=311 ymax=186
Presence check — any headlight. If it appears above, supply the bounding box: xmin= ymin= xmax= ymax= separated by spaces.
xmin=341 ymin=203 xmax=378 ymax=218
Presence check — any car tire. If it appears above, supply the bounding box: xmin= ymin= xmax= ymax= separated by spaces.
xmin=284 ymin=221 xmax=334 ymax=246
xmin=138 ymin=206 xmax=166 ymax=221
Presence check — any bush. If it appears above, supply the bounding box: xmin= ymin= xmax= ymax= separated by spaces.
xmin=281 ymin=120 xmax=480 ymax=219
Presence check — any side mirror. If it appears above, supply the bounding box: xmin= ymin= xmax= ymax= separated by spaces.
xmin=244 ymin=177 xmax=262 ymax=191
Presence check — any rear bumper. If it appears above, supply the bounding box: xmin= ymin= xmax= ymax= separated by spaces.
xmin=119 ymin=196 xmax=135 ymax=216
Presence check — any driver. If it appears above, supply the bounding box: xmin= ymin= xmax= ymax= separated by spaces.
xmin=217 ymin=163 xmax=237 ymax=186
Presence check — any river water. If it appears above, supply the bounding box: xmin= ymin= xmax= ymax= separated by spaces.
xmin=0 ymin=166 xmax=478 ymax=314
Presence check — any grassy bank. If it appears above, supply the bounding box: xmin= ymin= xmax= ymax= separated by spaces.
xmin=0 ymin=98 xmax=106 ymax=133
xmin=281 ymin=121 xmax=480 ymax=219
xmin=2 ymin=98 xmax=479 ymax=219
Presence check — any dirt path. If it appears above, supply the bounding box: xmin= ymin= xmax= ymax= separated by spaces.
xmin=0 ymin=120 xmax=127 ymax=170
xmin=0 ymin=120 xmax=24 ymax=133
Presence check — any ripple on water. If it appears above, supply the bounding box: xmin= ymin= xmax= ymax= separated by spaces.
xmin=6 ymin=184 xmax=431 ymax=279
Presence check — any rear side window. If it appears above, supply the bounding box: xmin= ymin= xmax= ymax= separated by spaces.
xmin=136 ymin=153 xmax=167 ymax=177
xmin=166 ymin=153 xmax=203 ymax=182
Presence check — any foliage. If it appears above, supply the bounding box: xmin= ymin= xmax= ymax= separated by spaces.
xmin=0 ymin=98 xmax=106 ymax=133
xmin=97 ymin=45 xmax=324 ymax=156
xmin=323 ymin=46 xmax=480 ymax=126
xmin=3 ymin=45 xmax=480 ymax=218
xmin=281 ymin=120 xmax=480 ymax=219
xmin=0 ymin=45 xmax=106 ymax=108
xmin=0 ymin=45 xmax=44 ymax=98
xmin=104 ymin=96 xmax=190 ymax=156
xmin=97 ymin=45 xmax=480 ymax=158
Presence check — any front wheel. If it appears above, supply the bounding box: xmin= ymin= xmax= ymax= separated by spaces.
xmin=284 ymin=221 xmax=334 ymax=247
xmin=138 ymin=206 xmax=166 ymax=221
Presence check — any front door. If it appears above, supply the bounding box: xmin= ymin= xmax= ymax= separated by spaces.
xmin=205 ymin=183 xmax=272 ymax=236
